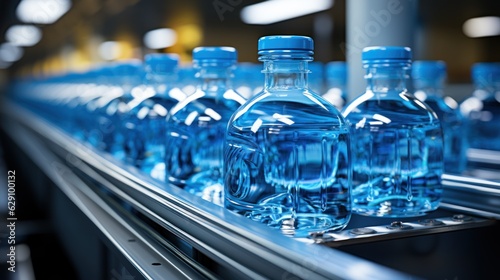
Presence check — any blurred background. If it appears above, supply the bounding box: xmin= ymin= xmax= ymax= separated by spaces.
xmin=0 ymin=0 xmax=499 ymax=100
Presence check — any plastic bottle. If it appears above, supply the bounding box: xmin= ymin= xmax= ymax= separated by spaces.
xmin=123 ymin=53 xmax=185 ymax=180
xmin=342 ymin=46 xmax=443 ymax=217
xmin=72 ymin=68 xmax=109 ymax=143
xmin=165 ymin=47 xmax=246 ymax=205
xmin=460 ymin=62 xmax=500 ymax=151
xmin=323 ymin=61 xmax=347 ymax=110
xmin=92 ymin=60 xmax=144 ymax=159
xmin=177 ymin=64 xmax=197 ymax=97
xmin=224 ymin=35 xmax=351 ymax=236
xmin=412 ymin=60 xmax=467 ymax=174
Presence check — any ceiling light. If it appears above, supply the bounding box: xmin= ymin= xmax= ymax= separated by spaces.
xmin=241 ymin=0 xmax=334 ymax=25
xmin=6 ymin=25 xmax=42 ymax=47
xmin=98 ymin=41 xmax=121 ymax=61
xmin=463 ymin=16 xmax=500 ymax=38
xmin=17 ymin=0 xmax=71 ymax=24
xmin=143 ymin=28 xmax=177 ymax=49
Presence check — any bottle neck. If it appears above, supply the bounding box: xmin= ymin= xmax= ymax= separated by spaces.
xmin=262 ymin=60 xmax=309 ymax=90
xmin=197 ymin=66 xmax=233 ymax=95
xmin=365 ymin=64 xmax=409 ymax=94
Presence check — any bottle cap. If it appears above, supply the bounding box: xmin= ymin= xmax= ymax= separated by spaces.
xmin=192 ymin=46 xmax=237 ymax=62
xmin=412 ymin=60 xmax=447 ymax=80
xmin=144 ymin=53 xmax=179 ymax=73
xmin=362 ymin=46 xmax=412 ymax=64
xmin=258 ymin=35 xmax=314 ymax=55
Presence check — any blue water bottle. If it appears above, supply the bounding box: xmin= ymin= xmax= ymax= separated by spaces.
xmin=224 ymin=35 xmax=351 ymax=236
xmin=460 ymin=62 xmax=500 ymax=151
xmin=71 ymin=68 xmax=106 ymax=142
xmin=94 ymin=60 xmax=144 ymax=158
xmin=412 ymin=60 xmax=467 ymax=174
xmin=342 ymin=46 xmax=443 ymax=217
xmin=123 ymin=53 xmax=185 ymax=180
xmin=165 ymin=46 xmax=246 ymax=204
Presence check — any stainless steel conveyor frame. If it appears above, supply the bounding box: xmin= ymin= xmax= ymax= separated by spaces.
xmin=1 ymin=99 xmax=500 ymax=279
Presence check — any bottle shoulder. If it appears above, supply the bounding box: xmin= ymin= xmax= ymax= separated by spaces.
xmin=244 ymin=88 xmax=341 ymax=108
xmin=228 ymin=89 xmax=347 ymax=130
xmin=342 ymin=90 xmax=440 ymax=125
xmin=167 ymin=89 xmax=243 ymax=124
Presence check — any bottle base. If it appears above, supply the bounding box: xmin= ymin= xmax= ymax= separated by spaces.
xmin=352 ymin=198 xmax=440 ymax=218
xmin=185 ymin=182 xmax=224 ymax=206
xmin=252 ymin=213 xmax=350 ymax=237
xmin=226 ymin=198 xmax=350 ymax=237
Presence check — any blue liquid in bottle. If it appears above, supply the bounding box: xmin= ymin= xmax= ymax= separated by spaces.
xmin=412 ymin=60 xmax=467 ymax=174
xmin=342 ymin=46 xmax=443 ymax=217
xmin=224 ymin=36 xmax=351 ymax=236
xmin=123 ymin=54 xmax=185 ymax=181
xmin=71 ymin=69 xmax=107 ymax=143
xmin=165 ymin=47 xmax=246 ymax=205
xmin=93 ymin=60 xmax=144 ymax=159
xmin=460 ymin=63 xmax=500 ymax=151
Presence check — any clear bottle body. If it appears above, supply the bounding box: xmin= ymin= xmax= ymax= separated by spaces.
xmin=94 ymin=71 xmax=140 ymax=160
xmin=342 ymin=64 xmax=443 ymax=217
xmin=166 ymin=64 xmax=245 ymax=204
xmin=123 ymin=71 xmax=184 ymax=181
xmin=461 ymin=71 xmax=500 ymax=151
xmin=414 ymin=83 xmax=467 ymax=174
xmin=224 ymin=57 xmax=351 ymax=236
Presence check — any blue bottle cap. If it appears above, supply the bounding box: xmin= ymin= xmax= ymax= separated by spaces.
xmin=412 ymin=60 xmax=447 ymax=80
xmin=362 ymin=46 xmax=412 ymax=64
xmin=192 ymin=46 xmax=237 ymax=62
xmin=258 ymin=35 xmax=314 ymax=55
xmin=472 ymin=62 xmax=500 ymax=81
xmin=144 ymin=53 xmax=179 ymax=73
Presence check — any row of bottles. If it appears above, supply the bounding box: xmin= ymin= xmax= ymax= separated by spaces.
xmin=7 ymin=35 xmax=500 ymax=237
xmin=165 ymin=47 xmax=246 ymax=206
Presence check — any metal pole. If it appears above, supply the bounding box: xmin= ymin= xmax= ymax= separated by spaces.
xmin=346 ymin=0 xmax=418 ymax=101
